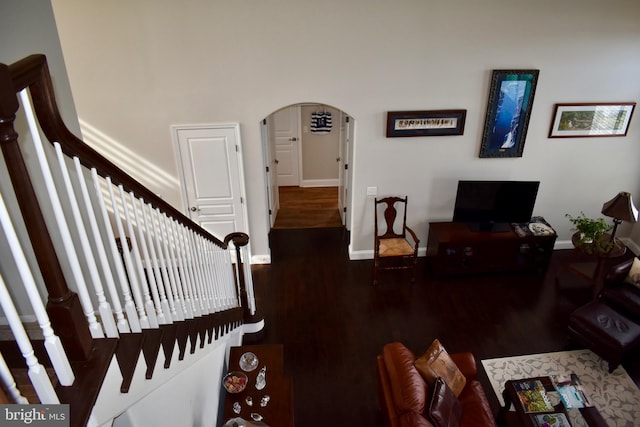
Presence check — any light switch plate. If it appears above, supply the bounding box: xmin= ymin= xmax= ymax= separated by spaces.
xmin=366 ymin=187 xmax=377 ymax=196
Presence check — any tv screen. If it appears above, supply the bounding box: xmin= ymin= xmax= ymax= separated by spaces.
xmin=452 ymin=180 xmax=540 ymax=231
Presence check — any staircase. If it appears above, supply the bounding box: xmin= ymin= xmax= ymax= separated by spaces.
xmin=0 ymin=54 xmax=261 ymax=426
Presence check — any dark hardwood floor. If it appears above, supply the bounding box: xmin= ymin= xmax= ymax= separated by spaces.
xmin=251 ymin=192 xmax=640 ymax=427
xmin=249 ymin=227 xmax=640 ymax=426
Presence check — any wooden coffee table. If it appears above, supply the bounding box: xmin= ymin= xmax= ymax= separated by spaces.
xmin=221 ymin=344 xmax=294 ymax=426
xmin=500 ymin=376 xmax=607 ymax=427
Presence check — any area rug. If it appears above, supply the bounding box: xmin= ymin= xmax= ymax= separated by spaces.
xmin=481 ymin=349 xmax=640 ymax=427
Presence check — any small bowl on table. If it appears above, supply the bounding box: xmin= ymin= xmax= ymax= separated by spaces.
xmin=223 ymin=371 xmax=248 ymax=394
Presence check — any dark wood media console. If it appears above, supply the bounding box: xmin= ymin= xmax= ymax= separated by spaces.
xmin=426 ymin=221 xmax=557 ymax=277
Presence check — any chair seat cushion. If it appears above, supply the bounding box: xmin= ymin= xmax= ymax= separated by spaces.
xmin=380 ymin=237 xmax=415 ymax=257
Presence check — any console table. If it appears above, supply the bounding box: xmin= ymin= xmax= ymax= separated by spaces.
xmin=222 ymin=344 xmax=294 ymax=426
xmin=426 ymin=222 xmax=557 ymax=277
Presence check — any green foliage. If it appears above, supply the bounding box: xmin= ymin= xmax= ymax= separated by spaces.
xmin=565 ymin=212 xmax=613 ymax=254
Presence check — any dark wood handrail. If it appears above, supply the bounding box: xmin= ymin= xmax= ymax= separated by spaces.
xmin=0 ymin=54 xmax=253 ymax=361
xmin=6 ymin=54 xmax=234 ymax=250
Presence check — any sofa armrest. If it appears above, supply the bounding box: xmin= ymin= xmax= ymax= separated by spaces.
xmin=604 ymin=257 xmax=635 ymax=286
xmin=377 ymin=355 xmax=400 ymax=427
xmin=449 ymin=352 xmax=477 ymax=381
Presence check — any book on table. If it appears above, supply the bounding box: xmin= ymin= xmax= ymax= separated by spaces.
xmin=513 ymin=380 xmax=555 ymax=413
xmin=551 ymin=373 xmax=593 ymax=409
xmin=531 ymin=412 xmax=571 ymax=427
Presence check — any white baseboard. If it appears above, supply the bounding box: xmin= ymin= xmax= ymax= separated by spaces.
xmin=243 ymin=318 xmax=265 ymax=334
xmin=251 ymin=254 xmax=271 ymax=264
xmin=349 ymin=240 xmax=575 ymax=261
xmin=348 ymin=247 xmax=428 ymax=260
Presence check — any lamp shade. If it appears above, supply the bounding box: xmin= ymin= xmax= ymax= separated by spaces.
xmin=601 ymin=191 xmax=639 ymax=222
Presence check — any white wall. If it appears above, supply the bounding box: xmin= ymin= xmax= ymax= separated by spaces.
xmin=300 ymin=104 xmax=340 ymax=185
xmin=49 ymin=0 xmax=640 ymax=260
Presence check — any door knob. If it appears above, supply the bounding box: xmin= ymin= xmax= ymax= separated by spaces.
xmin=289 ymin=137 xmax=297 ymax=141
xmin=190 ymin=206 xmax=200 ymax=212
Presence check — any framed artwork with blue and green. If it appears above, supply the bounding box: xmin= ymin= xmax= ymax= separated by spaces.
xmin=479 ymin=69 xmax=539 ymax=158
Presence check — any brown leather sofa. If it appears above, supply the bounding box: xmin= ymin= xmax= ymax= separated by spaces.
xmin=376 ymin=342 xmax=497 ymax=427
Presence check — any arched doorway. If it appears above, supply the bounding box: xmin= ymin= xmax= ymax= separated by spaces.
xmin=261 ymin=103 xmax=354 ymax=232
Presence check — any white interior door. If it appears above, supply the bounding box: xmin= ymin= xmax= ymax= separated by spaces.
xmin=173 ymin=124 xmax=248 ymax=239
xmin=272 ymin=106 xmax=300 ymax=186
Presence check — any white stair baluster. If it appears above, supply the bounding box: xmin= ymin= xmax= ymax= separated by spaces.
xmin=189 ymin=230 xmax=210 ymax=315
xmin=107 ymin=180 xmax=149 ymax=329
xmin=179 ymin=225 xmax=202 ymax=316
xmin=0 ymin=273 xmax=59 ymax=403
xmin=73 ymin=160 xmax=130 ymax=334
xmin=0 ymin=171 xmax=74 ymax=386
xmin=242 ymin=244 xmax=256 ymax=315
xmin=138 ymin=199 xmax=170 ymax=324
xmin=158 ymin=212 xmax=185 ymax=321
xmin=129 ymin=193 xmax=164 ymax=325
xmin=52 ymin=143 xmax=117 ymax=338
xmin=19 ymin=89 xmax=103 ymax=339
xmin=0 ymin=352 xmax=29 ymax=404
xmin=120 ymin=187 xmax=158 ymax=328
xmin=171 ymin=219 xmax=196 ymax=318
xmin=149 ymin=207 xmax=179 ymax=321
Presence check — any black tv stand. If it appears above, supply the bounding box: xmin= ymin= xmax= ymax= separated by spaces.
xmin=467 ymin=222 xmax=511 ymax=233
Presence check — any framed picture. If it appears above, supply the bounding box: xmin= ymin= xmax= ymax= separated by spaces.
xmin=386 ymin=110 xmax=467 ymax=137
xmin=548 ymin=103 xmax=636 ymax=138
xmin=479 ymin=69 xmax=539 ymax=158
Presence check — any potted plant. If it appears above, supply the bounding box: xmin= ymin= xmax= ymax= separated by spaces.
xmin=565 ymin=212 xmax=613 ymax=254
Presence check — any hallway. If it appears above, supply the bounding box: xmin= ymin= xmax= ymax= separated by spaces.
xmin=272 ymin=186 xmax=342 ymax=229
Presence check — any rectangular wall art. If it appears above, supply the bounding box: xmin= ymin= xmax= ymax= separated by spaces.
xmin=548 ymin=103 xmax=636 ymax=138
xmin=479 ymin=69 xmax=539 ymax=158
xmin=386 ymin=110 xmax=467 ymax=137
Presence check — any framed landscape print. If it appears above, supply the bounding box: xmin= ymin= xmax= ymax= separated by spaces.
xmin=479 ymin=69 xmax=539 ymax=158
xmin=548 ymin=103 xmax=636 ymax=138
xmin=386 ymin=110 xmax=467 ymax=137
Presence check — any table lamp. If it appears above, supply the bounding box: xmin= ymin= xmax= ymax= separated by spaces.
xmin=601 ymin=191 xmax=638 ymax=242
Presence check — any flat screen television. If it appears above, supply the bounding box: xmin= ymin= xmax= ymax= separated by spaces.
xmin=452 ymin=180 xmax=540 ymax=232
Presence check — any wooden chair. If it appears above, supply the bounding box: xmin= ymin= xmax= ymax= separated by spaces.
xmin=373 ymin=196 xmax=420 ymax=285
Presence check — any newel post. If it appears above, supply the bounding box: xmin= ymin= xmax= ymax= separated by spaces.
xmin=0 ymin=64 xmax=92 ymax=361
xmin=224 ymin=232 xmax=251 ymax=321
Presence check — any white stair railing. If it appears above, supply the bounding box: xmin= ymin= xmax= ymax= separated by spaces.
xmin=0 ymin=352 xmax=29 ymax=404
xmin=20 ymin=89 xmax=104 ymax=340
xmin=0 ymin=190 xmax=74 ymax=388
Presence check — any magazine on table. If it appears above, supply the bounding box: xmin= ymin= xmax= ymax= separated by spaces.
xmin=552 ymin=374 xmax=593 ymax=409
xmin=531 ymin=412 xmax=571 ymax=427
xmin=514 ymin=380 xmax=555 ymax=413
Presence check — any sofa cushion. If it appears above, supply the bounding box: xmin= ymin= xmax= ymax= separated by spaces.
xmin=457 ymin=380 xmax=498 ymax=427
xmin=383 ymin=342 xmax=428 ymax=415
xmin=428 ymin=377 xmax=462 ymax=427
xmin=415 ymin=339 xmax=466 ymax=397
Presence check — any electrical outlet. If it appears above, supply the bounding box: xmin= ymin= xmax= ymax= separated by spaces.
xmin=366 ymin=187 xmax=377 ymax=197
